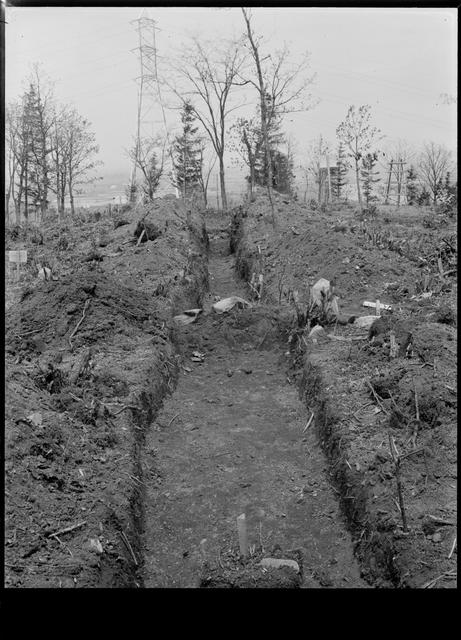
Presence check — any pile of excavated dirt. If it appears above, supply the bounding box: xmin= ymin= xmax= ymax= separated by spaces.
xmin=231 ymin=194 xmax=457 ymax=588
xmin=5 ymin=198 xmax=209 ymax=588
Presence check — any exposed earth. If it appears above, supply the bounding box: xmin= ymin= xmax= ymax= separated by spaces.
xmin=4 ymin=193 xmax=457 ymax=588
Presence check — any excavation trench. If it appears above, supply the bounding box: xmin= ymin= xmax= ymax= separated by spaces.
xmin=137 ymin=217 xmax=367 ymax=588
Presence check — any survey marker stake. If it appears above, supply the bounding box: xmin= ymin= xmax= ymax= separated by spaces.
xmin=237 ymin=513 xmax=248 ymax=558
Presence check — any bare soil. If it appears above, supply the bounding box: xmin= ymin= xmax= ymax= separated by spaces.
xmin=4 ymin=194 xmax=457 ymax=589
xmin=5 ymin=200 xmax=207 ymax=588
xmin=142 ymin=222 xmax=367 ymax=588
xmin=232 ymin=193 xmax=457 ymax=588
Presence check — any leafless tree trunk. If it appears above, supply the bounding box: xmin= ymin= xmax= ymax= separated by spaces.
xmin=168 ymin=37 xmax=247 ymax=212
xmin=197 ymin=145 xmax=217 ymax=208
xmin=418 ymin=142 xmax=452 ymax=205
xmin=241 ymin=8 xmax=315 ymax=222
xmin=241 ymin=8 xmax=275 ymax=221
xmin=128 ymin=135 xmax=166 ymax=203
xmin=337 ymin=105 xmax=382 ymax=212
xmin=28 ymin=64 xmax=56 ymax=219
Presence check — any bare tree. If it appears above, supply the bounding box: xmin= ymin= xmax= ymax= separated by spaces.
xmin=197 ymin=143 xmax=217 ymax=208
xmin=241 ymin=8 xmax=316 ymax=221
xmin=304 ymin=135 xmax=331 ymax=203
xmin=64 ymin=109 xmax=102 ymax=216
xmin=418 ymin=142 xmax=452 ymax=205
xmin=25 ymin=64 xmax=56 ymax=219
xmin=168 ymin=37 xmax=247 ymax=211
xmin=229 ymin=116 xmax=263 ymax=200
xmin=5 ymin=101 xmax=21 ymax=223
xmin=128 ymin=135 xmax=166 ymax=203
xmin=49 ymin=103 xmax=71 ymax=219
xmin=336 ymin=104 xmax=383 ymax=211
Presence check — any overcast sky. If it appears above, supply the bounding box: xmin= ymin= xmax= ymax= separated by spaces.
xmin=5 ymin=6 xmax=457 ymax=180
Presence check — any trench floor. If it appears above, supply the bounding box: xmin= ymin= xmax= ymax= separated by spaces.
xmin=142 ymin=226 xmax=368 ymax=588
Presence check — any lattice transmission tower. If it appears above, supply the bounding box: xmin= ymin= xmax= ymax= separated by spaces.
xmin=384 ymin=159 xmax=407 ymax=206
xmin=129 ymin=11 xmax=176 ymax=203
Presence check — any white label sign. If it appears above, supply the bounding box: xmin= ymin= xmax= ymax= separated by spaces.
xmin=8 ymin=250 xmax=28 ymax=264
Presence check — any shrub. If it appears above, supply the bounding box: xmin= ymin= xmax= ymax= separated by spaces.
xmin=363 ymin=204 xmax=378 ymax=218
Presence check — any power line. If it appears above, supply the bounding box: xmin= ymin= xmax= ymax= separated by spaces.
xmin=10 ymin=26 xmax=131 ymax=62
xmin=314 ymin=61 xmax=446 ymax=100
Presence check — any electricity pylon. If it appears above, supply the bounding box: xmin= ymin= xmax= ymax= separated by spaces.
xmin=129 ymin=10 xmax=176 ymax=203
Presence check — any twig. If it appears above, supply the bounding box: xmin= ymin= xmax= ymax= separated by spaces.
xmin=136 ymin=229 xmax=146 ymax=246
xmin=69 ymin=298 xmax=91 ymax=350
xmin=257 ymin=330 xmax=270 ymax=348
xmin=119 ymin=531 xmax=138 ymax=566
xmin=52 ymin=535 xmax=74 ymax=557
xmin=422 ymin=570 xmax=457 ymax=589
xmin=389 ymin=434 xmax=408 ymax=532
xmin=121 ymin=471 xmax=145 ymax=487
xmin=48 ymin=521 xmax=87 ymax=539
xmin=112 ymin=404 xmax=140 ymax=416
xmin=17 ymin=327 xmax=45 ymax=337
xmin=399 ymin=447 xmax=425 ymax=462
xmin=353 ymin=401 xmax=373 ymax=419
xmin=388 ymin=390 xmax=411 ymax=423
xmin=68 ymin=392 xmax=84 ymax=404
xmin=167 ymin=413 xmax=180 ymax=427
xmin=410 ymin=380 xmax=421 ymax=449
xmin=327 ymin=334 xmax=367 ymax=342
xmin=427 ymin=515 xmax=455 ymax=526
xmin=366 ymin=380 xmax=390 ymax=415
xmin=448 ymin=536 xmax=457 ymax=559
xmin=302 ymin=411 xmax=315 ymax=433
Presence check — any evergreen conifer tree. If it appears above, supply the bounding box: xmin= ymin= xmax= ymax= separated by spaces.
xmin=332 ymin=142 xmax=349 ymax=200
xmin=360 ymin=152 xmax=381 ymax=206
xmin=406 ymin=165 xmax=418 ymax=205
xmin=172 ymin=101 xmax=203 ymax=198
xmin=273 ymin=149 xmax=295 ymax=194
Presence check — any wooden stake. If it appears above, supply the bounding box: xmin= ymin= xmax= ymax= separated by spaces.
xmin=48 ymin=520 xmax=87 ymax=538
xmin=437 ymin=257 xmax=444 ymax=279
xmin=136 ymin=228 xmax=146 ymax=246
xmin=389 ymin=330 xmax=398 ymax=358
xmin=389 ymin=434 xmax=408 ymax=532
xmin=200 ymin=538 xmax=207 ymax=563
xmin=237 ymin=513 xmax=248 ymax=557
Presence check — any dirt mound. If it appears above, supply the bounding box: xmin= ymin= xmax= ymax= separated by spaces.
xmin=5 ymin=197 xmax=210 ymax=588
xmin=6 ymin=268 xmax=164 ymax=357
xmin=231 ymin=194 xmax=457 ymax=588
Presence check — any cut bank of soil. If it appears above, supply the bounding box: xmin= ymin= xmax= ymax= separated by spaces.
xmin=231 ymin=192 xmax=457 ymax=588
xmin=4 ymin=200 xmax=208 ymax=588
xmin=141 ymin=218 xmax=368 ymax=588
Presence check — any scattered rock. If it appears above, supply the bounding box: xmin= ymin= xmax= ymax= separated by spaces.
xmin=260 ymin=557 xmax=300 ymax=573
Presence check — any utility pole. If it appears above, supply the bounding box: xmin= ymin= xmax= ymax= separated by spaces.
xmin=129 ymin=11 xmax=177 ymax=203
xmin=326 ymin=154 xmax=332 ymax=205
xmin=385 ymin=159 xmax=407 ymax=207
